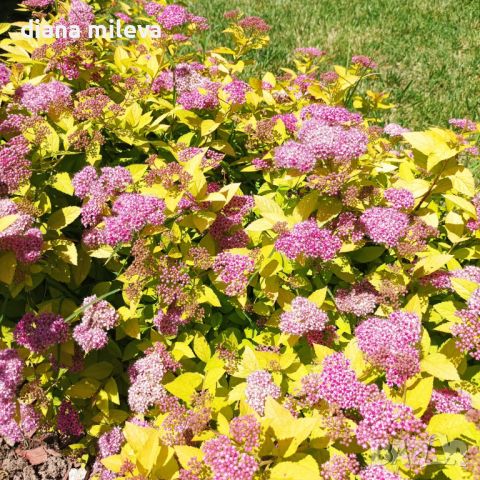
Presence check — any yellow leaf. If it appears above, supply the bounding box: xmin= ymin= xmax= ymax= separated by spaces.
xmin=200 ymin=119 xmax=220 ymax=136
xmin=67 ymin=378 xmax=101 ymax=398
xmin=174 ymin=446 xmax=203 ymax=469
xmin=164 ymin=373 xmax=203 ymax=403
xmin=270 ymin=454 xmax=320 ymax=480
xmin=101 ymin=454 xmax=124 ymax=473
xmin=193 ymin=334 xmax=212 ymax=363
xmin=421 ymin=353 xmax=460 ymax=381
xmin=450 ymin=277 xmax=479 ymax=300
xmin=0 ymin=251 xmax=17 ymax=284
xmin=254 ymin=195 xmax=287 ymax=224
xmin=427 ymin=414 xmax=479 ymax=442
xmin=308 ymin=288 xmax=327 ymax=308
xmin=51 ymin=172 xmax=74 ymax=195
xmin=104 ymin=377 xmax=120 ymax=405
xmin=0 ymin=214 xmax=18 ymax=233
xmin=47 ymin=207 xmax=81 ymax=230
xmin=412 ymin=253 xmax=454 ymax=277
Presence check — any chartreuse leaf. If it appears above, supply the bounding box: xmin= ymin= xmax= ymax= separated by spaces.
xmin=174 ymin=446 xmax=203 ymax=469
xmin=264 ymin=398 xmax=319 ymax=457
xmin=421 ymin=353 xmax=460 ymax=381
xmin=0 ymin=215 xmax=18 ymax=232
xmin=450 ymin=277 xmax=479 ymax=300
xmin=427 ymin=414 xmax=480 ymax=443
xmin=0 ymin=251 xmax=16 ymax=285
xmin=67 ymin=378 xmax=101 ymax=398
xmin=269 ymin=454 xmax=320 ymax=480
xmin=47 ymin=206 xmax=81 ymax=230
xmin=193 ymin=334 xmax=211 ymax=362
xmin=164 ymin=372 xmax=203 ymax=403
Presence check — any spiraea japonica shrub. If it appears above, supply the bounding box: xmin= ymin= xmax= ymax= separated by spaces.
xmin=1 ymin=0 xmax=480 ymax=479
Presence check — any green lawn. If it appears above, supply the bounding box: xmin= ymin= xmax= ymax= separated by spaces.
xmin=191 ymin=0 xmax=480 ymax=129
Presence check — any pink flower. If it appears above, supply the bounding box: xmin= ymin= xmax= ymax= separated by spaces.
xmin=229 ymin=415 xmax=261 ymax=452
xmin=355 ymin=311 xmax=421 ymax=386
xmin=273 ymin=140 xmax=316 ymax=172
xmin=351 ymin=55 xmax=377 ymax=69
xmin=275 ymin=219 xmax=341 ymax=261
xmin=298 ymin=121 xmax=368 ymax=163
xmin=0 ymin=63 xmax=11 ymax=87
xmin=335 ymin=281 xmax=378 ymax=317
xmin=360 ymin=207 xmax=409 ymax=247
xmin=452 ymin=289 xmax=480 ymax=360
xmin=0 ymin=136 xmax=31 ymax=195
xmin=449 ymin=118 xmax=477 ymax=132
xmin=359 ymin=465 xmax=402 ymax=480
xmin=279 ymin=296 xmax=328 ymax=336
xmin=300 ymin=104 xmax=363 ymax=125
xmin=238 ymin=16 xmax=270 ymax=33
xmin=57 ymin=401 xmax=83 ymax=437
xmin=73 ymin=295 xmax=119 ymax=353
xmin=321 ymin=454 xmax=360 ymax=480
xmin=223 ymin=79 xmax=251 ymax=105
xmin=245 ymin=370 xmax=281 ymax=415
xmin=213 ymin=252 xmax=255 ymax=296
xmin=430 ymin=389 xmax=471 ymax=414
xmin=16 ymin=81 xmax=72 ymax=115
xmin=384 ymin=123 xmax=410 ymax=137
xmin=15 ymin=312 xmax=68 ymax=353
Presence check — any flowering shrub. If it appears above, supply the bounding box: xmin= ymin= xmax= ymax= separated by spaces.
xmin=1 ymin=0 xmax=480 ymax=479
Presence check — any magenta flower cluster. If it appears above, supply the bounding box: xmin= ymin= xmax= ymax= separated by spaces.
xmin=279 ymin=296 xmax=328 ymax=336
xmin=360 ymin=207 xmax=410 ymax=247
xmin=335 ymin=281 xmax=378 ymax=317
xmin=0 ymin=135 xmax=31 ymax=196
xmin=57 ymin=400 xmax=83 ymax=437
xmin=245 ymin=370 xmax=281 ymax=415
xmin=73 ymin=295 xmax=119 ymax=353
xmin=0 ymin=199 xmax=43 ymax=263
xmin=275 ymin=219 xmax=341 ymax=261
xmin=15 ymin=312 xmax=68 ymax=353
xmin=355 ymin=310 xmax=421 ymax=386
xmin=0 ymin=349 xmax=24 ymax=443
xmin=213 ymin=252 xmax=255 ymax=296
xmin=73 ymin=165 xmax=132 ymax=227
xmin=452 ymin=288 xmax=480 ymax=360
xmin=384 ymin=188 xmax=415 ymax=210
xmin=16 ymin=80 xmax=72 ymax=115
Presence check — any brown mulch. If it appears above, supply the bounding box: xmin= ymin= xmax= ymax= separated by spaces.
xmin=0 ymin=435 xmax=77 ymax=480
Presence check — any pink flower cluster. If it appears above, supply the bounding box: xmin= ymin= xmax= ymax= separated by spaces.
xmin=15 ymin=312 xmax=68 ymax=353
xmin=128 ymin=343 xmax=179 ymax=414
xmin=301 ymin=353 xmax=375 ymax=409
xmin=383 ymin=123 xmax=410 ymax=137
xmin=360 ymin=207 xmax=409 ymax=247
xmin=333 ymin=212 xmax=365 ymax=243
xmin=430 ymin=388 xmax=471 ymax=414
xmin=92 ymin=426 xmax=124 ymax=480
xmin=275 ymin=219 xmax=341 ymax=261
xmin=154 ymin=306 xmax=187 ymax=336
xmin=0 ymin=135 xmax=31 ymax=195
xmin=449 ymin=118 xmax=478 ymax=132
xmin=73 ymin=295 xmax=119 ymax=353
xmin=0 ymin=349 xmax=24 ymax=443
xmin=229 ymin=415 xmax=261 ymax=453
xmin=321 ymin=454 xmax=359 ymax=480
xmin=57 ymin=400 xmax=83 ymax=437
xmin=335 ymin=281 xmax=378 ymax=317
xmin=294 ymin=47 xmax=326 ymax=58
xmin=467 ymin=193 xmax=480 ymax=231
xmin=153 ymin=63 xmax=220 ymax=110
xmin=298 ymin=120 xmax=368 ymax=163
xmin=245 ymin=370 xmax=281 ymax=415
xmin=223 ymin=79 xmax=251 ymax=105
xmin=273 ymin=140 xmax=316 ymax=172
xmin=300 ymin=104 xmax=363 ymax=125
xmin=0 ymin=199 xmax=43 ymax=263
xmin=452 ymin=288 xmax=480 ymax=360
xmin=238 ymin=16 xmax=270 ymax=33
xmin=102 ymin=193 xmax=166 ymax=246
xmin=213 ymin=252 xmax=255 ymax=296
xmin=210 ymin=195 xmax=253 ymax=249
xmin=73 ymin=165 xmax=132 ymax=227
xmin=16 ymin=80 xmax=72 ymax=115
xmin=351 ymin=55 xmax=377 ymax=69
xmin=355 ymin=311 xmax=421 ymax=386
xmin=0 ymin=63 xmax=11 ymax=87
xmin=279 ymin=296 xmax=328 ymax=336
xmin=359 ymin=465 xmax=402 ymax=480
xmin=145 ymin=3 xmax=208 ymax=31
xmin=356 ymin=396 xmax=426 ymax=450
xmin=384 ymin=188 xmax=415 ymax=210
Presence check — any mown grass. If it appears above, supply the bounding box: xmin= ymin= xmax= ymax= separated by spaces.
xmin=191 ymin=0 xmax=480 ymax=129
